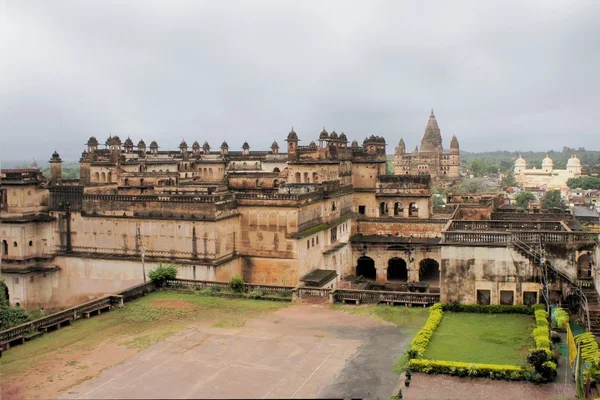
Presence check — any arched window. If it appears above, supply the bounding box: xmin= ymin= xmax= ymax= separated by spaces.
xmin=394 ymin=202 xmax=403 ymax=216
xmin=124 ymin=178 xmax=129 ymax=186
xmin=107 ymin=172 xmax=112 ymax=182
xmin=273 ymin=167 xmax=280 ymax=173
xmin=94 ymin=172 xmax=99 ymax=182
xmin=28 ymin=241 xmax=33 ymax=247
xmin=295 ymin=172 xmax=301 ymax=183
xmin=209 ymin=168 xmax=213 ymax=176
xmin=1 ymin=240 xmax=8 ymax=255
xmin=379 ymin=202 xmax=388 ymax=216
xmin=13 ymin=241 xmax=18 ymax=247
xmin=303 ymin=172 xmax=309 ymax=183
xmin=101 ymin=172 xmax=106 ymax=182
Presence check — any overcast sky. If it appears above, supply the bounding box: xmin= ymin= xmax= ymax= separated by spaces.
xmin=1 ymin=1 xmax=599 ymax=161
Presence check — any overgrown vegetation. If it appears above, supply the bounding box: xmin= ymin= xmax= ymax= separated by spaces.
xmin=229 ymin=276 xmax=246 ymax=293
xmin=148 ymin=263 xmax=179 ymax=286
xmin=0 ymin=278 xmax=32 ymax=330
xmin=515 ymin=190 xmax=536 ymax=209
xmin=541 ymin=190 xmax=567 ymax=210
xmin=552 ymin=308 xmax=569 ymax=329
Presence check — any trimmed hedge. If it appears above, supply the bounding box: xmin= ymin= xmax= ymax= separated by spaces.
xmin=441 ymin=303 xmax=534 ymax=315
xmin=533 ymin=309 xmax=551 ymax=353
xmin=575 ymin=332 xmax=599 ymax=363
xmin=408 ymin=303 xmax=443 ymax=359
xmin=407 ymin=359 xmax=527 ymax=381
xmin=553 ymin=308 xmax=569 ymax=329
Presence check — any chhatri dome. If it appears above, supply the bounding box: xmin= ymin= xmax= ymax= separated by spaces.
xmin=514 ymin=155 xmax=526 ymax=168
xmin=567 ymin=154 xmax=581 ymax=167
xmin=542 ymin=154 xmax=554 ymax=171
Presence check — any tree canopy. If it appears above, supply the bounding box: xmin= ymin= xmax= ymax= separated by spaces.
xmin=541 ymin=190 xmax=567 ymax=210
xmin=515 ymin=191 xmax=536 ymax=209
xmin=458 ymin=178 xmax=495 ymax=193
xmin=500 ymin=170 xmax=517 ymax=189
xmin=567 ymin=176 xmax=600 ymax=190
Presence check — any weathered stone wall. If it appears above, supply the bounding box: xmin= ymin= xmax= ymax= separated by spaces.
xmin=356 ymin=220 xmax=444 ymax=238
xmin=240 ymin=256 xmax=299 ymax=285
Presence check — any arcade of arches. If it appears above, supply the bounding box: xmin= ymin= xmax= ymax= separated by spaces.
xmin=355 ymin=255 xmax=440 ymax=285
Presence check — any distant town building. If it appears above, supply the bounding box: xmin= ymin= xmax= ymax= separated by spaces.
xmin=394 ymin=110 xmax=460 ymax=183
xmin=514 ymin=154 xmax=582 ymax=191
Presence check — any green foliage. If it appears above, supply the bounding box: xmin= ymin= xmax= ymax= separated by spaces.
xmin=432 ymin=194 xmax=445 ymax=208
xmin=229 ymin=276 xmax=246 ymax=293
xmin=567 ymin=176 xmax=600 ymax=190
xmin=407 ymin=359 xmax=527 ymax=381
xmin=526 ymin=350 xmax=557 ymax=383
xmin=458 ymin=178 xmax=495 ymax=193
xmin=0 ymin=279 xmax=8 ymax=307
xmin=407 ymin=303 xmax=443 ymax=359
xmin=541 ymin=190 xmax=567 ymax=210
xmin=574 ymin=332 xmax=600 ymax=363
xmin=553 ymin=308 xmax=569 ymax=329
xmin=533 ymin=309 xmax=551 ymax=353
xmin=247 ymin=289 xmax=263 ymax=299
xmin=441 ymin=303 xmax=533 ymax=315
xmin=500 ymin=170 xmax=517 ymax=189
xmin=515 ymin=190 xmax=536 ymax=209
xmin=0 ymin=304 xmax=32 ymax=330
xmin=148 ymin=263 xmax=178 ymax=286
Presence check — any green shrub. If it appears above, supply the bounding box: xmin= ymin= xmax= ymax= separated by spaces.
xmin=407 ymin=359 xmax=526 ymax=380
xmin=526 ymin=350 xmax=557 ymax=382
xmin=229 ymin=276 xmax=246 ymax=293
xmin=248 ymin=289 xmax=264 ymax=299
xmin=532 ymin=309 xmax=551 ymax=356
xmin=0 ymin=304 xmax=32 ymax=330
xmin=553 ymin=308 xmax=569 ymax=329
xmin=209 ymin=285 xmax=221 ymax=293
xmin=408 ymin=303 xmax=443 ymax=359
xmin=148 ymin=263 xmax=179 ymax=287
xmin=575 ymin=332 xmax=600 ymax=363
xmin=441 ymin=303 xmax=533 ymax=315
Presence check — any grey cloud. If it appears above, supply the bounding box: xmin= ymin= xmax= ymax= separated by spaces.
xmin=1 ymin=0 xmax=599 ymax=161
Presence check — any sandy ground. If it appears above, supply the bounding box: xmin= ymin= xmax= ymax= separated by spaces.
xmin=56 ymin=305 xmax=410 ymax=400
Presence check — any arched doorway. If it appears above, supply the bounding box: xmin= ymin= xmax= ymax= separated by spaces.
xmin=387 ymin=258 xmax=408 ymax=281
xmin=419 ymin=258 xmax=440 ymax=284
xmin=1 ymin=240 xmax=7 ymax=256
xmin=578 ymin=253 xmax=592 ymax=278
xmin=409 ymin=202 xmax=418 ymax=217
xmin=356 ymin=256 xmax=376 ymax=280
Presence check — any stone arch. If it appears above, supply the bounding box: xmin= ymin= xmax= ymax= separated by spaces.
xmin=387 ymin=257 xmax=408 ymax=281
xmin=409 ymin=202 xmax=418 ymax=217
xmin=356 ymin=256 xmax=376 ymax=280
xmin=295 ymin=172 xmax=301 ymax=183
xmin=94 ymin=172 xmax=100 ymax=182
xmin=379 ymin=202 xmax=388 ymax=216
xmin=394 ymin=202 xmax=404 ymax=216
xmin=419 ymin=258 xmax=440 ymax=284
xmin=578 ymin=252 xmax=592 ymax=278
xmin=101 ymin=172 xmax=106 ymax=182
xmin=124 ymin=178 xmax=129 ymax=186
xmin=1 ymin=240 xmax=7 ymax=256
xmin=303 ymin=172 xmax=309 ymax=183
xmin=107 ymin=172 xmax=112 ymax=182
xmin=312 ymin=172 xmax=318 ymax=183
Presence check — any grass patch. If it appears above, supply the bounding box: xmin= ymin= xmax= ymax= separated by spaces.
xmin=423 ymin=312 xmax=535 ymax=365
xmin=0 ymin=291 xmax=287 ymax=378
xmin=334 ymin=304 xmax=429 ymax=333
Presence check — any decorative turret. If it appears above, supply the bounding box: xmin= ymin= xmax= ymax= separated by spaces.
xmin=286 ymin=127 xmax=299 ymax=161
xmin=49 ymin=150 xmax=62 ymax=185
xmin=123 ymin=137 xmax=134 ymax=153
xmin=542 ymin=154 xmax=554 ymax=172
xmin=242 ymin=141 xmax=250 ymax=155
xmin=414 ymin=145 xmax=419 ymax=153
xmin=450 ymin=135 xmax=459 ymax=151
xmin=319 ymin=128 xmax=329 ymax=140
xmin=395 ymin=138 xmax=406 ymax=155
xmin=420 ymin=109 xmax=443 ymax=152
xmin=87 ymin=136 xmax=99 ymax=152
xmin=514 ymin=154 xmax=526 ymax=173
xmin=309 ymin=141 xmax=317 ymax=150
xmin=271 ymin=140 xmax=279 ymax=154
xmin=192 ymin=141 xmax=200 ymax=155
xmin=339 ymin=132 xmax=347 ymax=143
xmin=220 ymin=141 xmax=229 ymax=156
xmin=567 ymin=154 xmax=582 ymax=175
xmin=202 ymin=141 xmax=210 ymax=154
xmin=149 ymin=140 xmax=159 ymax=155
xmin=330 ymin=130 xmax=338 ymax=140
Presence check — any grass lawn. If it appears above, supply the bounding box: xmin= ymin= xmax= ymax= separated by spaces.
xmin=423 ymin=312 xmax=535 ymax=365
xmin=0 ymin=290 xmax=287 ymax=396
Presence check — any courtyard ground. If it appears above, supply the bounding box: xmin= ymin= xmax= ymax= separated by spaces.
xmin=0 ymin=292 xmax=427 ymax=400
xmin=424 ymin=312 xmax=535 ymax=365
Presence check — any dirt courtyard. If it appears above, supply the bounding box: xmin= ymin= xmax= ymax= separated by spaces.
xmin=59 ymin=304 xmax=410 ymax=399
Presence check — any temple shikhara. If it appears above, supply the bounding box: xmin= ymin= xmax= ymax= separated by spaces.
xmin=394 ymin=109 xmax=460 ymax=184
xmin=1 ymin=111 xmax=598 ymax=334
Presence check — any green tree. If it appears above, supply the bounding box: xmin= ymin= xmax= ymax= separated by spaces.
xmin=541 ymin=190 xmax=567 ymax=210
xmin=515 ymin=191 xmax=536 ymax=209
xmin=500 ymin=170 xmax=517 ymax=189
xmin=433 ymin=194 xmax=445 ymax=208
xmin=470 ymin=160 xmax=488 ymax=177
xmin=567 ymin=176 xmax=600 ymax=190
xmin=458 ymin=178 xmax=495 ymax=193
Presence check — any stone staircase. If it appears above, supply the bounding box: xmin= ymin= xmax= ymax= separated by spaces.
xmin=581 ymin=285 xmax=600 ymax=335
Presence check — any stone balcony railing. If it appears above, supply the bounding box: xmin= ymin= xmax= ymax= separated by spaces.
xmin=448 ymin=220 xmax=567 ymax=232
xmin=442 ymin=230 xmax=598 ymax=245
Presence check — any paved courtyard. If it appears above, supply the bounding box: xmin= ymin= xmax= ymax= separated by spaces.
xmin=60 ymin=305 xmax=409 ymax=399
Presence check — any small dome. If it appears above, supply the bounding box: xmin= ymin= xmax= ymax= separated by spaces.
xmin=309 ymin=141 xmax=317 ymax=149
xmin=87 ymin=136 xmax=98 ymax=146
xmin=330 ymin=130 xmax=338 ymax=139
xmin=150 ymin=141 xmax=159 ymax=149
xmin=221 ymin=141 xmax=229 ymax=148
xmin=351 ymin=139 xmax=359 ymax=147
xmin=319 ymin=128 xmax=329 ymax=139
xmin=287 ymin=128 xmax=298 ymax=141
xmin=515 ymin=155 xmax=526 ymax=167
xmin=567 ymin=155 xmax=581 ymax=167
xmin=203 ymin=141 xmax=210 ymax=150
xmin=105 ymin=135 xmax=113 ymax=145
xmin=111 ymin=135 xmax=121 ymax=144
xmin=52 ymin=150 xmax=60 ymax=159
xmin=242 ymin=141 xmax=250 ymax=149
xmin=542 ymin=154 xmax=553 ymax=168
xmin=192 ymin=141 xmax=200 ymax=149
xmin=271 ymin=140 xmax=279 ymax=148
xmin=124 ymin=137 xmax=134 ymax=146
xmin=339 ymin=132 xmax=347 ymax=142
xmin=137 ymin=139 xmax=146 ymax=148
xmin=179 ymin=140 xmax=188 ymax=149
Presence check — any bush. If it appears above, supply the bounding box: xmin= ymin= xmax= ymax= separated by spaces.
xmin=0 ymin=304 xmax=32 ymax=330
xmin=441 ymin=303 xmax=533 ymax=315
xmin=408 ymin=303 xmax=443 ymax=359
xmin=532 ymin=309 xmax=551 ymax=355
xmin=229 ymin=276 xmax=246 ymax=293
xmin=148 ymin=263 xmax=178 ymax=287
xmin=407 ymin=359 xmax=526 ymax=381
xmin=553 ymin=308 xmax=569 ymax=329
xmin=575 ymin=332 xmax=600 ymax=362
xmin=526 ymin=350 xmax=557 ymax=382
xmin=247 ymin=289 xmax=264 ymax=299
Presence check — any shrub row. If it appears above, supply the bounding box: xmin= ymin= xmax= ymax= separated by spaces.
xmin=407 ymin=359 xmax=528 ymax=381
xmin=574 ymin=332 xmax=599 ymax=363
xmin=441 ymin=303 xmax=534 ymax=315
xmin=407 ymin=303 xmax=443 ymax=359
xmin=553 ymin=308 xmax=569 ymax=329
xmin=533 ymin=309 xmax=551 ymax=353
